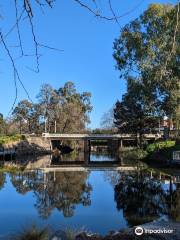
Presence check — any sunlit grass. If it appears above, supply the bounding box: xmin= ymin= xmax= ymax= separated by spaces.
xmin=11 ymin=225 xmax=49 ymax=240
xmin=0 ymin=134 xmax=25 ymax=145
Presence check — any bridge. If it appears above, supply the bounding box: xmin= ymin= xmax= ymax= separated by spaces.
xmin=42 ymin=133 xmax=162 ymax=140
xmin=42 ymin=132 xmax=162 ymax=154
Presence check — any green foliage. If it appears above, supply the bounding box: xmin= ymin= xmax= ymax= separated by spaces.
xmin=0 ymin=113 xmax=7 ymax=135
xmin=113 ymin=3 xmax=180 ymax=119
xmin=113 ymin=78 xmax=159 ymax=139
xmin=0 ymin=134 xmax=25 ymax=145
xmin=120 ymin=148 xmax=148 ymax=161
xmin=11 ymin=81 xmax=92 ymax=134
xmin=145 ymin=140 xmax=180 ymax=163
xmin=11 ymin=225 xmax=86 ymax=240
xmin=91 ymin=128 xmax=114 ymax=134
xmin=146 ymin=141 xmax=176 ymax=153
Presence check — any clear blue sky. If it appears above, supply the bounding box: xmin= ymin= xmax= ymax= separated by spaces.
xmin=0 ymin=0 xmax=176 ymax=128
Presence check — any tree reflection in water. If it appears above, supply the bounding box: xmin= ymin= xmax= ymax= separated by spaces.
xmin=167 ymin=178 xmax=180 ymax=222
xmin=8 ymin=169 xmax=180 ymax=225
xmin=170 ymin=189 xmax=180 ymax=222
xmin=10 ymin=170 xmax=92 ymax=218
xmin=114 ymin=171 xmax=168 ymax=226
xmin=0 ymin=172 xmax=6 ymax=191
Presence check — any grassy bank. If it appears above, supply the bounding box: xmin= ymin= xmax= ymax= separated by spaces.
xmin=0 ymin=134 xmax=25 ymax=146
xmin=118 ymin=140 xmax=180 ymax=167
xmin=8 ymin=225 xmax=81 ymax=240
xmin=145 ymin=140 xmax=180 ymax=164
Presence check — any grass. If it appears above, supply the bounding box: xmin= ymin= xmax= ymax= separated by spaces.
xmin=119 ymin=147 xmax=148 ymax=161
xmin=10 ymin=225 xmax=88 ymax=240
xmin=0 ymin=134 xmax=25 ymax=146
xmin=145 ymin=139 xmax=180 ymax=164
xmin=118 ymin=140 xmax=180 ymax=166
xmin=146 ymin=140 xmax=176 ymax=153
xmin=12 ymin=225 xmax=49 ymax=240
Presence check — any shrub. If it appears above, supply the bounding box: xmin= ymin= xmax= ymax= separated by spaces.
xmin=12 ymin=225 xmax=49 ymax=240
xmin=0 ymin=134 xmax=25 ymax=146
xmin=146 ymin=141 xmax=175 ymax=153
xmin=121 ymin=148 xmax=148 ymax=161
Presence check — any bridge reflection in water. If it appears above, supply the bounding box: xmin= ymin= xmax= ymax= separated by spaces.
xmin=2 ymin=166 xmax=179 ymax=233
xmin=0 ymin=148 xmax=180 ymax=236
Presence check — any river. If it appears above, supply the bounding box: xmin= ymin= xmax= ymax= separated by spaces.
xmin=0 ymin=150 xmax=179 ymax=238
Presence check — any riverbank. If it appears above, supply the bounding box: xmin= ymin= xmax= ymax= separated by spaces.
xmin=75 ymin=220 xmax=180 ymax=240
xmin=0 ymin=135 xmax=50 ymax=157
xmin=0 ymin=135 xmax=25 ymax=145
xmin=144 ymin=140 xmax=180 ymax=167
xmin=3 ymin=219 xmax=179 ymax=240
xmin=118 ymin=140 xmax=180 ymax=168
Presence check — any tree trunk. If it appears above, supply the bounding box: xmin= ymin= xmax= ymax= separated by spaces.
xmin=19 ymin=120 xmax=22 ymax=134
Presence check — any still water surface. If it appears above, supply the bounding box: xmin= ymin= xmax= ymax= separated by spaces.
xmin=0 ymin=153 xmax=179 ymax=237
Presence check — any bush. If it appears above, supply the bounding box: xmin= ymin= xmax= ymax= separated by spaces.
xmin=0 ymin=134 xmax=25 ymax=146
xmin=12 ymin=225 xmax=49 ymax=240
xmin=146 ymin=140 xmax=175 ymax=153
xmin=121 ymin=148 xmax=148 ymax=161
xmin=145 ymin=140 xmax=180 ymax=163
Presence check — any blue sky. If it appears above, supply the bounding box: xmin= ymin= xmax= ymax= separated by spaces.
xmin=0 ymin=0 xmax=176 ymax=128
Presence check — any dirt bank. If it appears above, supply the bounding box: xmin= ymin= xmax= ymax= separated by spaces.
xmin=2 ymin=137 xmax=51 ymax=156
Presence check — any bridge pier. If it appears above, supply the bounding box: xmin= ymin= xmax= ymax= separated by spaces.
xmin=110 ymin=139 xmax=123 ymax=151
xmin=119 ymin=139 xmax=123 ymax=148
xmin=84 ymin=140 xmax=89 ymax=153
xmin=84 ymin=139 xmax=90 ymax=163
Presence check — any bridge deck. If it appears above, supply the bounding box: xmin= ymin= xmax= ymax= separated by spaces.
xmin=42 ymin=133 xmax=161 ymax=140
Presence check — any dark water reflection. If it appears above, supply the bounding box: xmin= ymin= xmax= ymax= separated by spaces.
xmin=0 ymin=166 xmax=179 ymax=236
xmin=51 ymin=148 xmax=120 ymax=165
xmin=115 ymin=172 xmax=168 ymax=226
xmin=0 ymin=172 xmax=6 ymax=191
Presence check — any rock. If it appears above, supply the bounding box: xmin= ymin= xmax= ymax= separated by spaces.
xmin=50 ymin=230 xmax=67 ymax=240
xmin=75 ymin=232 xmax=102 ymax=240
xmin=75 ymin=232 xmax=87 ymax=240
xmin=103 ymin=232 xmax=134 ymax=240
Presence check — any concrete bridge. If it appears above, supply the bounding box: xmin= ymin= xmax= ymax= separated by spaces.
xmin=42 ymin=133 xmax=162 ymax=140
xmin=42 ymin=132 xmax=162 ymax=150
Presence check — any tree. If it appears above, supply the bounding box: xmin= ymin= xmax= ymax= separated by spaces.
xmin=113 ymin=3 xmax=180 ymax=131
xmin=114 ymin=78 xmax=158 ymax=146
xmin=36 ymin=84 xmax=56 ymax=132
xmin=56 ymin=82 xmax=92 ymax=133
xmin=12 ymin=100 xmax=33 ymax=133
xmin=37 ymin=81 xmax=92 ymax=133
xmin=100 ymin=107 xmax=115 ymax=131
xmin=0 ymin=114 xmax=6 ymax=135
xmin=9 ymin=81 xmax=92 ymax=134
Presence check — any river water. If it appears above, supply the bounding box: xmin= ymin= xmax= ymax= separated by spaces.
xmin=0 ymin=151 xmax=179 ymax=237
